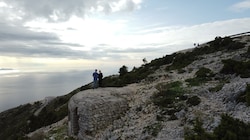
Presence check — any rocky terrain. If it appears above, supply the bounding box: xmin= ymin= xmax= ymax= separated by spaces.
xmin=1 ymin=33 xmax=250 ymax=140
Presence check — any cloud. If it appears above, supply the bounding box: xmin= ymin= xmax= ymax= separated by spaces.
xmin=0 ymin=22 xmax=58 ymax=41
xmin=230 ymin=0 xmax=250 ymax=12
xmin=1 ymin=0 xmax=142 ymax=22
xmin=0 ymin=67 xmax=20 ymax=75
xmin=0 ymin=21 xmax=90 ymax=58
xmin=1 ymin=16 xmax=250 ymax=62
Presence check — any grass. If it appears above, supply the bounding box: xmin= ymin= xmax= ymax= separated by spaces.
xmin=185 ymin=67 xmax=214 ymax=86
xmin=152 ymin=81 xmax=185 ymax=108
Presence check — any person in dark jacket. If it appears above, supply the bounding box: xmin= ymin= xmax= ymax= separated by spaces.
xmin=98 ymin=70 xmax=103 ymax=87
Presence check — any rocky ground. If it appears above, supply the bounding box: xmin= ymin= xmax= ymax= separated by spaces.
xmin=28 ymin=36 xmax=250 ymax=140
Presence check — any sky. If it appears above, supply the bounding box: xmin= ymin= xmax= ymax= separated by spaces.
xmin=1 ymin=0 xmax=250 ymax=75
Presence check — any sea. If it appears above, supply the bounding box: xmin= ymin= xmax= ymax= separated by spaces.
xmin=0 ymin=70 xmax=96 ymax=113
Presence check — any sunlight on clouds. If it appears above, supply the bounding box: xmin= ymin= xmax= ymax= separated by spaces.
xmin=25 ymin=16 xmax=127 ymax=48
xmin=25 ymin=16 xmax=250 ymax=57
xmin=63 ymin=17 xmax=126 ymax=46
xmin=0 ymin=1 xmax=7 ymax=7
xmin=0 ymin=69 xmax=20 ymax=75
xmin=110 ymin=0 xmax=142 ymax=12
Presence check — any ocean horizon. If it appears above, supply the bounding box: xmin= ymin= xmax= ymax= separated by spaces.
xmin=0 ymin=70 xmax=95 ymax=113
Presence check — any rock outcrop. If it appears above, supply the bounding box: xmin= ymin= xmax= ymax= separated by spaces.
xmin=68 ymin=87 xmax=134 ymax=140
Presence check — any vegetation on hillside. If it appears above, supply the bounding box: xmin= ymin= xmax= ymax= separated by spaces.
xmin=237 ymin=84 xmax=250 ymax=106
xmin=185 ymin=114 xmax=250 ymax=140
xmin=185 ymin=67 xmax=214 ymax=86
xmin=220 ymin=59 xmax=250 ymax=78
xmin=0 ymin=35 xmax=249 ymax=139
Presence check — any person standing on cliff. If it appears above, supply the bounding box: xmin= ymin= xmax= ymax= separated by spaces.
xmin=98 ymin=70 xmax=103 ymax=87
xmin=93 ymin=69 xmax=99 ymax=89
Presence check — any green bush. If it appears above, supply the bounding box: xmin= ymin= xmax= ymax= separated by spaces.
xmin=185 ymin=78 xmax=202 ymax=86
xmin=220 ymin=59 xmax=250 ymax=78
xmin=209 ymin=83 xmax=224 ymax=92
xmin=195 ymin=67 xmax=214 ymax=79
xmin=185 ymin=67 xmax=214 ymax=86
xmin=185 ymin=118 xmax=215 ymax=140
xmin=186 ymin=96 xmax=201 ymax=106
xmin=152 ymin=81 xmax=185 ymax=108
xmin=209 ymin=36 xmax=245 ymax=51
xmin=238 ymin=84 xmax=250 ymax=105
xmin=246 ymin=84 xmax=250 ymax=106
xmin=167 ymin=52 xmax=197 ymax=70
xmin=214 ymin=114 xmax=250 ymax=140
xmin=185 ymin=114 xmax=250 ymax=140
xmin=247 ymin=47 xmax=250 ymax=54
xmin=143 ymin=122 xmax=163 ymax=137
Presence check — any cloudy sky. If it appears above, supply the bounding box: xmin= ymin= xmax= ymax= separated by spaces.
xmin=1 ymin=0 xmax=250 ymax=75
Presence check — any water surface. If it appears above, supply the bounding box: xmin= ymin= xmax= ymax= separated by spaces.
xmin=0 ymin=70 xmax=93 ymax=112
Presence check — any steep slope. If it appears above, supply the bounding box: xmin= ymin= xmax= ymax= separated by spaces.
xmin=31 ymin=33 xmax=250 ymax=140
xmin=1 ymin=33 xmax=250 ymax=140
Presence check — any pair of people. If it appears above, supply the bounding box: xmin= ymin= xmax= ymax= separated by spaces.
xmin=92 ymin=69 xmax=103 ymax=89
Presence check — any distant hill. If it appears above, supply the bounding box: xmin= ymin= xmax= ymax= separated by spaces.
xmin=1 ymin=32 xmax=250 ymax=140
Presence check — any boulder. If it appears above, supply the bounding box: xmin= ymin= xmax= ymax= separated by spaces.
xmin=68 ymin=87 xmax=133 ymax=140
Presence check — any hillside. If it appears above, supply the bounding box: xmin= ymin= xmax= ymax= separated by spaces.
xmin=1 ymin=32 xmax=250 ymax=140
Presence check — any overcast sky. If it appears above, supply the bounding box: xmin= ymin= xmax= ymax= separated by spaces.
xmin=1 ymin=0 xmax=250 ymax=75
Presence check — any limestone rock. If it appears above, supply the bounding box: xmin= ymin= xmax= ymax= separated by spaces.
xmin=68 ymin=87 xmax=133 ymax=140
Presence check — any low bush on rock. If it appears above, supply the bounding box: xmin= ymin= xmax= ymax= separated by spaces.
xmin=247 ymin=46 xmax=250 ymax=54
xmin=152 ymin=81 xmax=185 ymax=108
xmin=247 ymin=84 xmax=250 ymax=106
xmin=186 ymin=67 xmax=214 ymax=86
xmin=214 ymin=114 xmax=250 ymax=140
xmin=220 ymin=59 xmax=250 ymax=78
xmin=185 ymin=118 xmax=215 ymax=140
xmin=208 ymin=83 xmax=224 ymax=92
xmin=209 ymin=36 xmax=245 ymax=51
xmin=238 ymin=84 xmax=250 ymax=106
xmin=185 ymin=114 xmax=250 ymax=140
xmin=186 ymin=96 xmax=201 ymax=106
xmin=143 ymin=122 xmax=163 ymax=137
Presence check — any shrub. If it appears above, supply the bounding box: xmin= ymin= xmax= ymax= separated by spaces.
xmin=152 ymin=81 xmax=185 ymax=108
xmin=186 ymin=96 xmax=201 ymax=106
xmin=246 ymin=84 xmax=250 ymax=106
xmin=209 ymin=36 xmax=245 ymax=51
xmin=238 ymin=84 xmax=250 ymax=105
xmin=185 ymin=78 xmax=201 ymax=86
xmin=167 ymin=52 xmax=197 ymax=70
xmin=185 ymin=118 xmax=215 ymax=140
xmin=195 ymin=67 xmax=214 ymax=79
xmin=185 ymin=114 xmax=250 ymax=140
xmin=143 ymin=122 xmax=163 ymax=137
xmin=220 ymin=59 xmax=250 ymax=78
xmin=119 ymin=65 xmax=128 ymax=76
xmin=214 ymin=114 xmax=250 ymax=140
xmin=185 ymin=67 xmax=214 ymax=86
xmin=208 ymin=83 xmax=224 ymax=92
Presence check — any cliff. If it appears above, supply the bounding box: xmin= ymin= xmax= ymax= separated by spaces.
xmin=1 ymin=32 xmax=250 ymax=140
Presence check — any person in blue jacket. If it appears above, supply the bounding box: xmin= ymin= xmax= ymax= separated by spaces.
xmin=92 ymin=69 xmax=99 ymax=89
